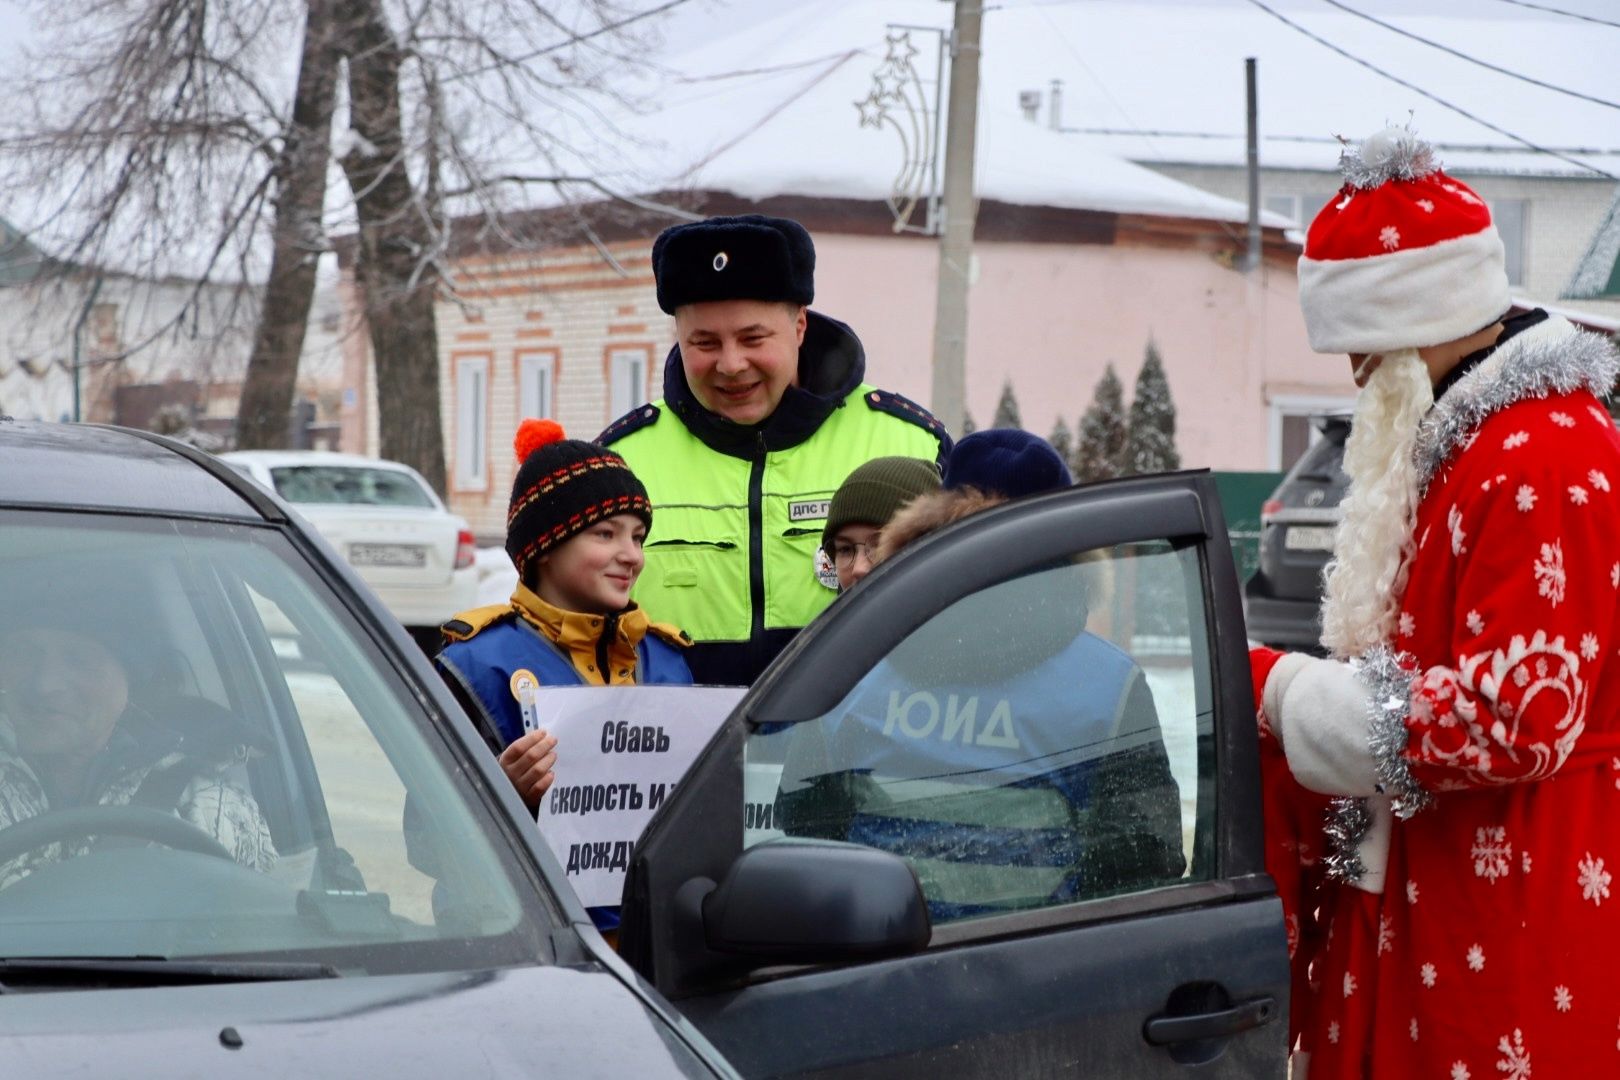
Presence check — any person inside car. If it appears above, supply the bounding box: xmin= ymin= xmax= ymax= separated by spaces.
xmin=820 ymin=456 xmax=941 ymax=593
xmin=435 ymin=419 xmax=693 ymax=939
xmin=0 ymin=609 xmax=277 ymax=888
xmin=778 ymin=430 xmax=1185 ymax=919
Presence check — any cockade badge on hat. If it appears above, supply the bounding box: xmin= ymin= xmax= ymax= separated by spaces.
xmin=712 ymin=251 xmax=729 ymax=271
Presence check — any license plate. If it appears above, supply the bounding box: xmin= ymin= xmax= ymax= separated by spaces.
xmin=349 ymin=543 xmax=426 ymax=568
xmin=1284 ymin=526 xmax=1336 ymax=552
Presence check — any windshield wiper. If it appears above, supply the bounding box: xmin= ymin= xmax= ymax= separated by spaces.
xmin=0 ymin=956 xmax=338 ymax=991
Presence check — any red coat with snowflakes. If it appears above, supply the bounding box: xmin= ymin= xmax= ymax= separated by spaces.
xmin=1261 ymin=315 xmax=1620 ymax=1079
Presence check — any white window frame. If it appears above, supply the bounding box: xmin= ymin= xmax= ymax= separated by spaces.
xmin=454 ymin=354 xmax=490 ymax=491
xmin=609 ymin=348 xmax=650 ymax=420
xmin=518 ymin=351 xmax=555 ymax=421
xmin=1267 ymin=394 xmax=1355 ymax=471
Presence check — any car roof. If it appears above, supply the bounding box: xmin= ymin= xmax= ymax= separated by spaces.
xmin=222 ymin=449 xmax=423 ymax=475
xmin=0 ymin=420 xmax=278 ymax=521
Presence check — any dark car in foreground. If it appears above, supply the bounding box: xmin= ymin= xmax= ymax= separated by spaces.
xmin=0 ymin=419 xmax=1290 ymax=1077
xmin=0 ymin=420 xmax=729 ymax=1078
xmin=1243 ymin=415 xmax=1350 ymax=654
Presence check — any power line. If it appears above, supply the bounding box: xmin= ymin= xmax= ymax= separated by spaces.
xmin=1242 ymin=0 xmax=1617 ymax=180
xmin=1493 ymin=0 xmax=1620 ymax=29
xmin=448 ymin=0 xmax=695 ymax=81
xmin=1056 ymin=127 xmax=1620 ymax=156
xmin=528 ymin=0 xmax=695 ymax=59
xmin=1315 ymin=0 xmax=1620 ymax=110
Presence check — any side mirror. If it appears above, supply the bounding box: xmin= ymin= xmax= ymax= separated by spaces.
xmin=702 ymin=840 xmax=930 ymax=964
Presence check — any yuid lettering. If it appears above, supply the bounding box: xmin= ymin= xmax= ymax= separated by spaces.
xmin=977 ymin=699 xmax=1021 ymax=748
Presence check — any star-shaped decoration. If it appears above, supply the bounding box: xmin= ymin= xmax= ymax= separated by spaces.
xmin=883 ymin=30 xmax=918 ymax=66
xmin=875 ymin=70 xmax=906 ymax=102
xmin=854 ymin=90 xmax=887 ymax=129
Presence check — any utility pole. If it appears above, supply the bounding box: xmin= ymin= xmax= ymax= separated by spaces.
xmin=928 ymin=0 xmax=983 ymax=437
xmin=1243 ymin=57 xmax=1262 ymax=273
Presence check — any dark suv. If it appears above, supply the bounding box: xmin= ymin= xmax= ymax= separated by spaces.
xmin=1243 ymin=415 xmax=1350 ymax=654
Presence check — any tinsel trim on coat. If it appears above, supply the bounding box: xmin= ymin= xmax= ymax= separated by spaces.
xmin=1323 ymin=644 xmax=1432 ymax=886
xmin=1414 ymin=315 xmax=1620 ymax=494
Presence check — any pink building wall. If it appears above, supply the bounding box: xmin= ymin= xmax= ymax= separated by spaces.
xmin=811 ymin=233 xmax=1347 ymax=471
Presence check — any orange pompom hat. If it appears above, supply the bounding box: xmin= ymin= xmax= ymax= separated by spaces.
xmin=505 ymin=417 xmax=651 ymax=582
xmin=514 ymin=417 xmax=566 ymax=462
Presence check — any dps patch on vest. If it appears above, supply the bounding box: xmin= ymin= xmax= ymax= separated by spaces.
xmin=788 ymin=498 xmax=831 ymax=522
xmin=814 ymin=546 xmax=840 ymax=591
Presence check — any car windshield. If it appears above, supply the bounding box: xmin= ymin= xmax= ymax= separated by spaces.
xmin=270 ymin=465 xmax=437 ymax=509
xmin=0 ymin=510 xmax=553 ymax=974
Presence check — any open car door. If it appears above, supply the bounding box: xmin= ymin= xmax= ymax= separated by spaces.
xmin=619 ymin=472 xmax=1289 ymax=1078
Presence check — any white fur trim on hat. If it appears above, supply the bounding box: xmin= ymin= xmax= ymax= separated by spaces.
xmin=1298 ymin=226 xmax=1509 ymax=354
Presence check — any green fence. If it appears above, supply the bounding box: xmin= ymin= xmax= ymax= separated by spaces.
xmin=1212 ymin=471 xmax=1284 ymax=585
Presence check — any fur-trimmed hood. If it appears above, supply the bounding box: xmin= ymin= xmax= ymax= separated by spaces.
xmin=874 ymin=486 xmax=1007 ymax=566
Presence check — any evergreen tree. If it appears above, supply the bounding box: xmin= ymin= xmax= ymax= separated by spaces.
xmin=961 ymin=409 xmax=978 ymax=435
xmin=1047 ymin=417 xmax=1074 ymax=475
xmin=1074 ymin=364 xmax=1129 ymax=482
xmin=1124 ymin=341 xmax=1181 ymax=475
xmin=991 ymin=378 xmax=1023 ymax=429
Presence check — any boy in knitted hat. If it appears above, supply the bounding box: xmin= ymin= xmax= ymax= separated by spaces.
xmin=820 ymin=456 xmax=941 ymax=592
xmin=1247 ymin=127 xmax=1620 ymax=1077
xmin=436 ymin=419 xmax=692 ymax=817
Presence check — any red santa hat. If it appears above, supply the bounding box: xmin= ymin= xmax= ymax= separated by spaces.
xmin=1297 ymin=126 xmax=1510 ymax=355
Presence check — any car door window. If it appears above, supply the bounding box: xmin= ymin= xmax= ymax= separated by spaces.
xmin=749 ymin=538 xmax=1212 ymax=923
xmin=0 ymin=511 xmax=554 ymax=973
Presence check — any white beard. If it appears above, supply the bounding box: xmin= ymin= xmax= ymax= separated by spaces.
xmin=1319 ymin=350 xmax=1434 ymax=660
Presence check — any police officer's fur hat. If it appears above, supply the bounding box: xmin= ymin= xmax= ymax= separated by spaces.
xmin=652 ymin=214 xmax=815 ymax=315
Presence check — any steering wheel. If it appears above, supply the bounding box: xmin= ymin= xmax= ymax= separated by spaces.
xmin=0 ymin=806 xmax=234 ymax=868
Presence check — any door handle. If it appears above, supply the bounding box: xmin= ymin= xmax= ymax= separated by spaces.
xmin=1142 ymin=995 xmax=1278 ymax=1046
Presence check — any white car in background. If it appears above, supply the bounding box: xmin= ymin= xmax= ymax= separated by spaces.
xmin=221 ymin=451 xmax=478 ymax=645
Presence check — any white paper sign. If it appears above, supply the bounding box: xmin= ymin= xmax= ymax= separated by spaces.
xmin=533 ymin=684 xmax=744 ymax=907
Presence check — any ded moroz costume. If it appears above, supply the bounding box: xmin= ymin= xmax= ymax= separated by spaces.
xmin=1251 ymin=128 xmax=1620 ymax=1077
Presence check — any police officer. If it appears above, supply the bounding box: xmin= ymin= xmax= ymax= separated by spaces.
xmin=599 ymin=215 xmax=949 ymax=685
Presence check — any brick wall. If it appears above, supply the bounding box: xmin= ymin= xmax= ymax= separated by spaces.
xmin=439 ymin=239 xmax=670 ymax=540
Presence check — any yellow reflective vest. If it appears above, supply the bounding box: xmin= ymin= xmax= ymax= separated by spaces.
xmin=603 ymin=377 xmax=946 ymax=686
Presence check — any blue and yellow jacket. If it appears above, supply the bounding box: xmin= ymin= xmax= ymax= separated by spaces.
xmin=436 ymin=584 xmax=692 ymax=750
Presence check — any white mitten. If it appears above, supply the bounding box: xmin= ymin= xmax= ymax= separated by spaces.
xmin=1261 ymin=654 xmax=1380 ymax=797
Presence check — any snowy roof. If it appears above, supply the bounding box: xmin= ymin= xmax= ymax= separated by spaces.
xmin=540 ymin=1 xmax=1294 ymax=226
xmin=580 ymin=0 xmax=1620 ymax=203
xmin=989 ymin=0 xmax=1619 ymax=180
xmin=522 ymin=0 xmax=1620 ymax=237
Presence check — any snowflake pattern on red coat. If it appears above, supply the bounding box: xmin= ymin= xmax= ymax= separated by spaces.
xmin=1268 ymin=317 xmax=1620 ymax=1078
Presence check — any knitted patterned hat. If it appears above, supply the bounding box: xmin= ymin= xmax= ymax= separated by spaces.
xmin=942 ymin=429 xmax=1073 ymax=500
xmin=821 ymin=455 xmax=942 ymax=557
xmin=1298 ymin=126 xmax=1509 ymax=354
xmin=505 ymin=419 xmax=652 ymax=583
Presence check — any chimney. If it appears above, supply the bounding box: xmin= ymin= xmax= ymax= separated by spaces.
xmin=1048 ymin=79 xmax=1063 ymax=131
xmin=1018 ymin=90 xmax=1041 ymax=123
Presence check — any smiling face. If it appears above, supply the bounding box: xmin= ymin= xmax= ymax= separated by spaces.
xmin=675 ymin=299 xmax=806 ymax=425
xmin=535 ymin=514 xmax=648 ymax=615
xmin=0 ymin=627 xmax=129 ymax=760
